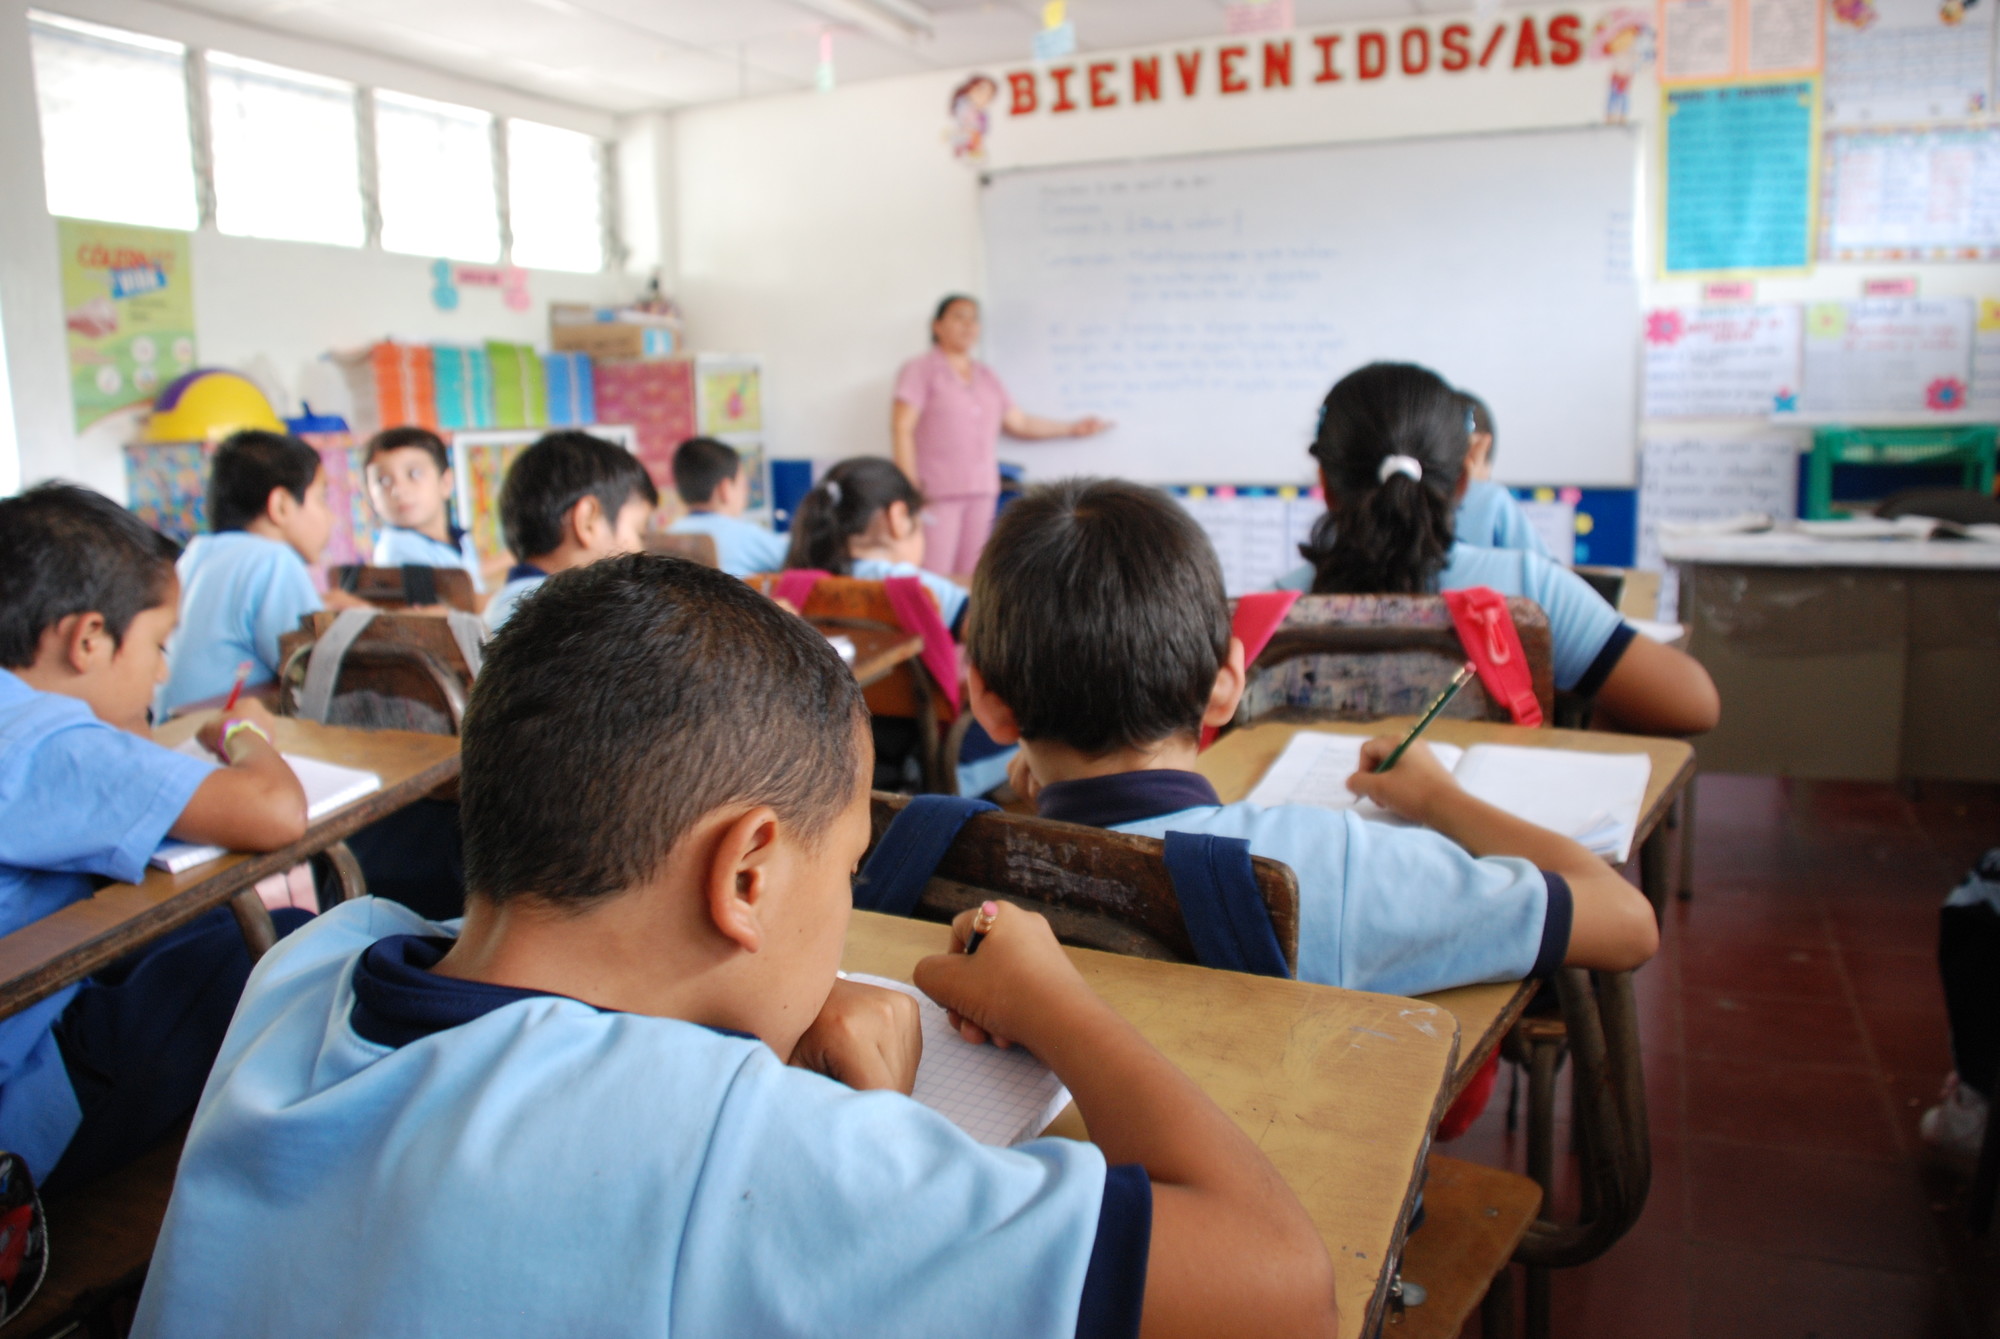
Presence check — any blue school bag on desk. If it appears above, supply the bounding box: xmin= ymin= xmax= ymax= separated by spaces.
xmin=855 ymin=796 xmax=1289 ymax=979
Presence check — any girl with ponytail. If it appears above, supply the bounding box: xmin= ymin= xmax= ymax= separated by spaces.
xmin=1278 ymin=362 xmax=1720 ymax=735
xmin=782 ymin=456 xmax=969 ymax=629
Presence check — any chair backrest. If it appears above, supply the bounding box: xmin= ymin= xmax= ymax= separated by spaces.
xmin=866 ymin=792 xmax=1301 ymax=974
xmin=1239 ymin=593 xmax=1554 ymax=726
xmin=746 ymin=574 xmax=947 ymax=723
xmin=329 ymin=564 xmax=479 ymax=613
xmin=278 ymin=610 xmax=478 ymax=734
xmin=644 ymin=531 xmax=720 ymax=568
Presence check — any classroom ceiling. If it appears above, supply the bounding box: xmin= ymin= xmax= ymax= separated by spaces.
xmin=166 ymin=0 xmax=1527 ymax=115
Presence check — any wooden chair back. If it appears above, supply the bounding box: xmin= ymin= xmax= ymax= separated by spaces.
xmin=1240 ymin=593 xmax=1554 ymax=727
xmin=746 ymin=574 xmax=950 ymax=724
xmin=644 ymin=531 xmax=720 ymax=568
xmin=278 ymin=611 xmax=478 ymax=736
xmin=867 ymin=792 xmax=1301 ymax=974
xmin=328 ymin=564 xmax=478 ymax=613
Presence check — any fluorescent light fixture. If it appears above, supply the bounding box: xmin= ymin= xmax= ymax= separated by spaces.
xmin=787 ymin=0 xmax=934 ymax=44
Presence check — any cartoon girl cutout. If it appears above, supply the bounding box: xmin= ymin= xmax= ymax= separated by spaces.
xmin=1589 ymin=10 xmax=1654 ymax=125
xmin=948 ymin=75 xmax=998 ymax=163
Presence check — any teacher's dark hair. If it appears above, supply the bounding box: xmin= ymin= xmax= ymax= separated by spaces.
xmin=1299 ymin=362 xmax=1467 ymax=596
xmin=930 ymin=294 xmax=978 ymax=344
xmin=783 ymin=457 xmax=925 ymax=576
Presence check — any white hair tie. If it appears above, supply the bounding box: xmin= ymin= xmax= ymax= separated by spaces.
xmin=1378 ymin=454 xmax=1423 ymax=484
xmin=822 ymin=479 xmax=843 ymax=506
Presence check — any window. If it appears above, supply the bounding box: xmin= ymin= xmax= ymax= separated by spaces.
xmin=207 ymin=53 xmax=362 ymax=247
xmin=506 ymin=119 xmax=604 ymax=273
xmin=28 ymin=13 xmax=197 ymax=229
xmin=374 ymin=90 xmax=499 ymax=262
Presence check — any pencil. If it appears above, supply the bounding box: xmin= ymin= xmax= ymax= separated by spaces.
xmin=1373 ymin=662 xmax=1477 ymax=773
xmin=220 ymin=660 xmax=255 ymax=714
xmin=964 ymin=901 xmax=999 ymax=955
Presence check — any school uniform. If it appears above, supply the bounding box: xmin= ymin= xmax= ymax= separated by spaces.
xmin=482 ymin=564 xmax=547 ymax=633
xmin=1275 ymin=541 xmax=1634 ymax=696
xmin=132 ymin=898 xmax=1150 ymax=1339
xmin=669 ymin=510 xmax=788 ymax=578
xmin=1038 ymin=769 xmax=1569 ymax=998
xmin=849 ymin=558 xmax=968 ymax=632
xmin=372 ymin=525 xmax=487 ymax=593
xmin=0 ymin=670 xmax=307 ymax=1186
xmin=163 ymin=532 xmax=324 ymax=712
xmin=1455 ymin=480 xmax=1553 ymax=559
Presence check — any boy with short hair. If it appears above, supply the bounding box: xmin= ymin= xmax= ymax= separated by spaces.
xmin=362 ymin=426 xmax=487 ymax=593
xmin=484 ymin=430 xmax=658 ymax=631
xmin=665 ymin=436 xmax=787 ymax=577
xmin=134 ymin=555 xmax=1339 ymax=1339
xmin=1453 ymin=391 xmax=1553 ymax=559
xmin=966 ymin=478 xmax=1659 ymax=998
xmin=0 ymin=484 xmax=311 ymax=1190
xmin=162 ymin=429 xmax=362 ymax=713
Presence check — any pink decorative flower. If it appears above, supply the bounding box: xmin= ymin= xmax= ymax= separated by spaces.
xmin=1644 ymin=310 xmax=1684 ymax=346
xmin=1926 ymin=378 xmax=1966 ymax=411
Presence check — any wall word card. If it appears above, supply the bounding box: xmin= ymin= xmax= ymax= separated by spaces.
xmin=1643 ymin=304 xmax=1803 ymax=416
xmin=1660 ymin=0 xmax=1824 ymax=81
xmin=1799 ymin=298 xmax=1975 ymax=415
xmin=1638 ymin=434 xmax=1800 ymax=617
xmin=1171 ymin=486 xmax=1325 ymax=597
xmin=1971 ymin=298 xmax=2000 ymax=419
xmin=1825 ymin=0 xmax=1994 ymax=125
xmin=1821 ymin=127 xmax=2000 ymax=261
xmin=1662 ymin=81 xmax=1819 ymax=274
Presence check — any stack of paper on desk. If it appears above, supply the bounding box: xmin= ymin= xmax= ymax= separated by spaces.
xmin=1245 ymin=732 xmax=1652 ymax=863
xmin=150 ymin=740 xmax=382 ymax=874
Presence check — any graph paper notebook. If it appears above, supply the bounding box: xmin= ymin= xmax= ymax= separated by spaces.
xmin=844 ymin=973 xmax=1072 ymax=1147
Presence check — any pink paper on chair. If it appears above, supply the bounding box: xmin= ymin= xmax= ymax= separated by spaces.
xmin=883 ymin=576 xmax=961 ymax=714
xmin=773 ymin=569 xmax=828 ymax=611
xmin=1201 ymin=590 xmax=1301 ymax=750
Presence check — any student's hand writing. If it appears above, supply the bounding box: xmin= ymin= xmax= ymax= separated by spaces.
xmin=914 ymin=902 xmax=1095 ymax=1055
xmin=195 ymin=699 xmax=282 ymax=759
xmin=789 ymin=978 xmax=922 ymax=1094
xmin=1344 ymin=736 xmax=1459 ymax=826
xmin=1004 ymin=751 xmax=1043 ymax=805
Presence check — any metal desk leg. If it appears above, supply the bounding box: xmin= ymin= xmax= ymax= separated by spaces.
xmin=227 ymin=887 xmax=280 ymax=960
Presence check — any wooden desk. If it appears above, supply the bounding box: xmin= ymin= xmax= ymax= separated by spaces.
xmin=0 ymin=716 xmax=459 ymax=1019
xmin=843 ymin=911 xmax=1457 ymax=1339
xmin=818 ymin=621 xmax=923 ymax=689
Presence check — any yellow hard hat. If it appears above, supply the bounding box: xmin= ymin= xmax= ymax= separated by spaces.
xmin=139 ymin=369 xmax=284 ymax=444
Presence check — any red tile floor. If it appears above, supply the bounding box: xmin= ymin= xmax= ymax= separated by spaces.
xmin=1445 ymin=773 xmax=2000 ymax=1339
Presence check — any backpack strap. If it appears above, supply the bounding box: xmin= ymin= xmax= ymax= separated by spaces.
xmin=400 ymin=564 xmax=437 ymax=608
xmin=297 ymin=607 xmax=379 ymax=724
xmin=1162 ymin=831 xmax=1290 ymax=978
xmin=1441 ymin=586 xmax=1545 ymax=727
xmin=882 ymin=576 xmax=962 ymax=714
xmin=337 ymin=565 xmax=363 ymax=594
xmin=854 ymin=795 xmax=998 ymax=915
xmin=1201 ymin=590 xmax=1301 ymax=750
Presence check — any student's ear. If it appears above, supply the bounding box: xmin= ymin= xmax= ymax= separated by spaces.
xmin=886 ymin=499 xmax=916 ymax=541
xmin=1202 ymin=636 xmax=1247 ymax=728
xmin=565 ymin=494 xmax=609 ymax=550
xmin=702 ymin=805 xmax=783 ymax=954
xmin=42 ymin=611 xmax=112 ymax=676
xmin=265 ymin=485 xmax=296 ymax=526
xmin=965 ymin=665 xmax=1021 ymax=745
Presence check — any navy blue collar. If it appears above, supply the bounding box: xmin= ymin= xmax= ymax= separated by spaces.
xmin=448 ymin=523 xmax=468 ymax=548
xmin=506 ymin=562 xmax=549 ymax=583
xmin=349 ymin=934 xmax=752 ymax=1049
xmin=1036 ymin=769 xmax=1222 ymax=828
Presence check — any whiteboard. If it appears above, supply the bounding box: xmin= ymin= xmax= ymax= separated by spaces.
xmin=980 ymin=126 xmax=1642 ymax=486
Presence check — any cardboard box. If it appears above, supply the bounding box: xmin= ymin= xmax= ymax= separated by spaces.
xmin=550 ymin=304 xmax=680 ymax=359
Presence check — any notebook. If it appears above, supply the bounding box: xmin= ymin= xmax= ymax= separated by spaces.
xmin=1244 ymin=731 xmax=1652 ymax=863
xmin=843 ymin=973 xmax=1072 ymax=1147
xmin=150 ymin=740 xmax=383 ymax=874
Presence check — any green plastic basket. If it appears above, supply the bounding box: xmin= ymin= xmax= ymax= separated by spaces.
xmin=1805 ymin=425 xmax=1998 ymax=519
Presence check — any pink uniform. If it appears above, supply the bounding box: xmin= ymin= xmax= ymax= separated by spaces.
xmin=894 ymin=348 xmax=1012 ymax=574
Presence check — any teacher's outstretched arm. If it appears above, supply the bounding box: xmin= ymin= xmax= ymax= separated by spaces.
xmin=890 ymin=400 xmax=921 ymax=483
xmin=1001 ymin=406 xmax=1114 ymax=440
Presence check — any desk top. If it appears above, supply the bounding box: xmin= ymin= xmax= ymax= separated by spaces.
xmin=842 ymin=911 xmax=1456 ymax=1339
xmin=822 ymin=622 xmax=924 ymax=689
xmin=1663 ymin=535 xmax=2000 ymax=569
xmin=0 ymin=716 xmax=459 ymax=1019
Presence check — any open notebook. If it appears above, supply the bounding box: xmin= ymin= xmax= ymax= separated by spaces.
xmin=844 ymin=973 xmax=1071 ymax=1147
xmin=1245 ymin=731 xmax=1652 ymax=863
xmin=150 ymin=740 xmax=382 ymax=874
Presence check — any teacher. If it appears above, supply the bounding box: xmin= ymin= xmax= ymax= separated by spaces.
xmin=891 ymin=294 xmax=1110 ymax=575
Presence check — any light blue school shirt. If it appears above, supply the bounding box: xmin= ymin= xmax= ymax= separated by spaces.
xmin=132 ymin=898 xmax=1146 ymax=1339
xmin=669 ymin=510 xmax=789 ymax=579
xmin=1275 ymin=541 xmax=1630 ymax=693
xmin=849 ymin=558 xmax=969 ymax=630
xmin=0 ymin=671 xmax=215 ymax=1178
xmin=482 ymin=566 xmax=546 ymax=633
xmin=1038 ymin=769 xmax=1568 ymax=998
xmin=164 ymin=532 xmax=323 ymax=712
xmin=372 ymin=525 xmax=486 ymax=593
xmin=1456 ymin=480 xmax=1554 ymax=559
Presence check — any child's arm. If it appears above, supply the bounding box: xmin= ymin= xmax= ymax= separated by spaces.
xmin=1591 ymin=636 xmax=1721 ymax=737
xmin=915 ymin=906 xmax=1339 ymax=1339
xmin=171 ymin=700 xmax=309 ymax=851
xmin=1345 ymin=739 xmax=1659 ymax=971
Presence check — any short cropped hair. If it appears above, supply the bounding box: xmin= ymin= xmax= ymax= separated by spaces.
xmin=966 ymin=478 xmax=1229 ymax=756
xmin=497 ymin=431 xmax=658 ymax=560
xmin=672 ymin=437 xmax=740 ymax=506
xmin=365 ymin=425 xmax=450 ymax=473
xmin=208 ymin=430 xmax=323 ymax=533
xmin=460 ymin=554 xmax=868 ymax=908
xmin=0 ymin=483 xmax=181 ymax=669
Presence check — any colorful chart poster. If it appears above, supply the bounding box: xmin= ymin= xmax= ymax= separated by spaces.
xmin=1820 ymin=127 xmax=2000 ymax=261
xmin=1170 ymin=486 xmax=1324 ymax=597
xmin=58 ymin=218 xmax=195 ymax=431
xmin=1643 ymin=304 xmax=1804 ymax=416
xmin=1798 ymin=297 xmax=1975 ymax=415
xmin=699 ymin=364 xmax=763 ymax=434
xmin=1662 ymin=80 xmax=1819 ymax=274
xmin=1659 ymin=0 xmax=1822 ymax=80
xmin=1969 ymin=298 xmax=2000 ymax=418
xmin=1825 ymin=0 xmax=1994 ymax=124
xmin=1662 ymin=0 xmax=1738 ymax=78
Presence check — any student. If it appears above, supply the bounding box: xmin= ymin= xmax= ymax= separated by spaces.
xmin=133 ymin=555 xmax=1339 ymax=1339
xmin=966 ymin=478 xmax=1661 ymax=998
xmin=485 ymin=430 xmax=658 ymax=632
xmin=0 ymin=484 xmax=311 ymax=1191
xmin=1452 ymin=392 xmax=1553 ymax=558
xmin=1277 ymin=364 xmax=1719 ymax=736
xmin=363 ymin=426 xmax=486 ymax=593
xmin=666 ymin=436 xmax=787 ymax=578
xmin=161 ymin=430 xmax=362 ymax=713
xmin=784 ymin=456 xmax=967 ymax=631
